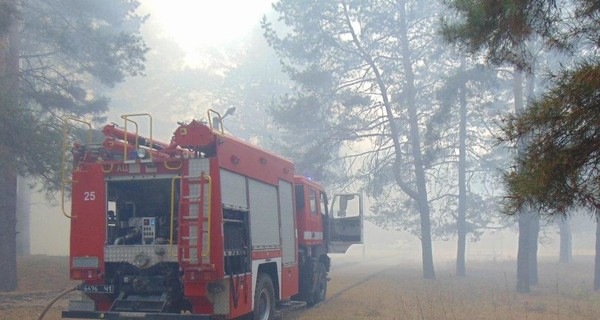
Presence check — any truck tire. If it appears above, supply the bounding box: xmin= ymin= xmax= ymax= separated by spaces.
xmin=253 ymin=273 xmax=275 ymax=320
xmin=308 ymin=262 xmax=327 ymax=306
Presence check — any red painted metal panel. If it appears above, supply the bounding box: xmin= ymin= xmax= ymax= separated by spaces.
xmin=209 ymin=157 xmax=225 ymax=280
xmin=183 ymin=282 xmax=213 ymax=314
xmin=280 ymin=264 xmax=299 ymax=299
xmin=70 ymin=164 xmax=106 ymax=277
xmin=251 ymin=249 xmax=282 ymax=260
xmin=294 ymin=176 xmax=325 ymax=247
xmin=216 ymin=134 xmax=295 ymax=186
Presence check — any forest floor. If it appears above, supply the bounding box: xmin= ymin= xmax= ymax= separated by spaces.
xmin=0 ymin=254 xmax=598 ymax=320
xmin=0 ymin=255 xmax=78 ymax=320
xmin=298 ymin=254 xmax=600 ymax=320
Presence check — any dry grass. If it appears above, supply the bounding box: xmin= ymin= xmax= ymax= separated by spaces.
xmin=0 ymin=255 xmax=77 ymax=320
xmin=303 ymin=254 xmax=600 ymax=320
xmin=2 ymin=254 xmax=600 ymax=320
xmin=15 ymin=255 xmax=77 ymax=292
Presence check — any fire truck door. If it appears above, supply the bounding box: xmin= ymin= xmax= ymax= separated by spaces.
xmin=328 ymin=193 xmax=363 ymax=253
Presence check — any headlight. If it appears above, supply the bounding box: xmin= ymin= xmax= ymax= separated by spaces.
xmin=136 ymin=148 xmax=147 ymax=159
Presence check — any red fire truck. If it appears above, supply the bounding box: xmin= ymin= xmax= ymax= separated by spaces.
xmin=61 ymin=111 xmax=362 ymax=319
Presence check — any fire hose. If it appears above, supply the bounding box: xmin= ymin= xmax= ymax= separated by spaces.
xmin=37 ymin=285 xmax=78 ymax=320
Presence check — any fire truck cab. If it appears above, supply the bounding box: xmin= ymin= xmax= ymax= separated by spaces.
xmin=61 ymin=112 xmax=362 ymax=320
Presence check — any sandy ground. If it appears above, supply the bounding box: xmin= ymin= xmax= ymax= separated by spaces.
xmin=302 ymin=254 xmax=600 ymax=320
xmin=1 ymin=254 xmax=599 ymax=320
xmin=0 ymin=255 xmax=78 ymax=320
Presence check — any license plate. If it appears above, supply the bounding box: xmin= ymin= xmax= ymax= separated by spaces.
xmin=79 ymin=284 xmax=114 ymax=294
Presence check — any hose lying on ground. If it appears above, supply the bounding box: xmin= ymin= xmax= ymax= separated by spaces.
xmin=37 ymin=286 xmax=78 ymax=320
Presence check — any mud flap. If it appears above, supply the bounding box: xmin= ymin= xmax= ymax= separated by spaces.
xmin=207 ymin=278 xmax=230 ymax=315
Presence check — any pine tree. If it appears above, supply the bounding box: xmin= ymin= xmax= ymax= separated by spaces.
xmin=0 ymin=0 xmax=147 ymax=291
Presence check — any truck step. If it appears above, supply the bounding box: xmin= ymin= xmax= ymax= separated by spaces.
xmin=110 ymin=293 xmax=169 ymax=313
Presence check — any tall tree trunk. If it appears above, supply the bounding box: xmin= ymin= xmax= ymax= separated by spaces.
xmin=558 ymin=218 xmax=572 ymax=263
xmin=517 ymin=211 xmax=532 ymax=293
xmin=595 ymin=217 xmax=600 ymax=291
xmin=456 ymin=57 xmax=468 ymax=277
xmin=0 ymin=156 xmax=17 ymax=292
xmin=514 ymin=69 xmax=530 ymax=293
xmin=342 ymin=1 xmax=434 ymax=278
xmin=16 ymin=176 xmax=30 ymax=256
xmin=0 ymin=0 xmax=19 ymax=292
xmin=514 ymin=68 xmax=540 ymax=291
xmin=529 ymin=214 xmax=539 ymax=285
xmin=525 ymin=70 xmax=539 ymax=286
xmin=398 ymin=0 xmax=435 ymax=279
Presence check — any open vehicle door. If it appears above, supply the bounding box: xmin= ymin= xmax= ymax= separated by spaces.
xmin=328 ymin=193 xmax=363 ymax=253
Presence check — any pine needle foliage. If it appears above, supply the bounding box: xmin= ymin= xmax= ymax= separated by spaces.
xmin=500 ymin=60 xmax=600 ymax=216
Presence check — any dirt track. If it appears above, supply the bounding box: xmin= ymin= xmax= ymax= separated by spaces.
xmin=0 ymin=254 xmax=398 ymax=320
xmin=3 ymin=254 xmax=600 ymax=320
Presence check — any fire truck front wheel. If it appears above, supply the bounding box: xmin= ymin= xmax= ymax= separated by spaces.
xmin=253 ymin=273 xmax=275 ymax=320
xmin=310 ymin=262 xmax=328 ymax=306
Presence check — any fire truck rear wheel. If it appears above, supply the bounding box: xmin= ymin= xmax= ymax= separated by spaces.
xmin=253 ymin=273 xmax=275 ymax=320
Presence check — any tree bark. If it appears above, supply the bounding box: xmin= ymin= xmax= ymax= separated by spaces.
xmin=558 ymin=218 xmax=572 ymax=263
xmin=16 ymin=176 xmax=30 ymax=256
xmin=0 ymin=0 xmax=20 ymax=292
xmin=516 ymin=211 xmax=531 ymax=293
xmin=528 ymin=214 xmax=539 ymax=285
xmin=397 ymin=0 xmax=435 ymax=279
xmin=514 ymin=69 xmax=531 ymax=293
xmin=341 ymin=1 xmax=434 ymax=278
xmin=0 ymin=157 xmax=17 ymax=292
xmin=456 ymin=58 xmax=468 ymax=277
xmin=595 ymin=217 xmax=600 ymax=291
xmin=525 ymin=68 xmax=539 ymax=287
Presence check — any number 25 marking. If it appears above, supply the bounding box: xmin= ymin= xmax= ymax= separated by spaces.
xmin=84 ymin=191 xmax=96 ymax=201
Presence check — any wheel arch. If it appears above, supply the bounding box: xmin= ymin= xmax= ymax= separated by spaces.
xmin=256 ymin=261 xmax=279 ymax=300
